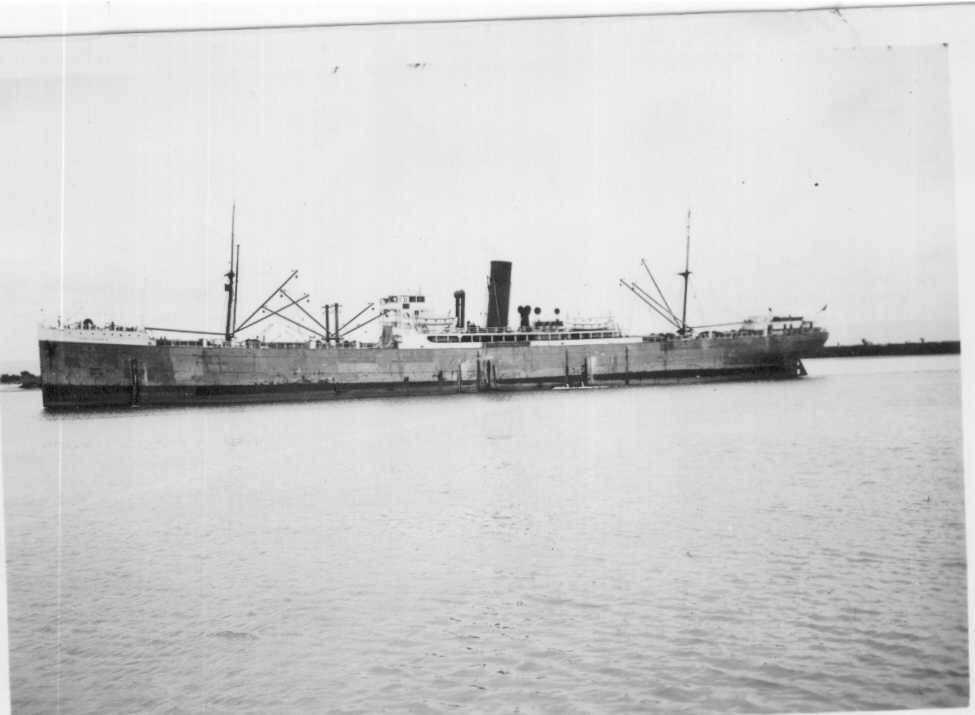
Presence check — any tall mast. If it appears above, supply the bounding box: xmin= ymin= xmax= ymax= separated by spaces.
xmin=232 ymin=243 xmax=240 ymax=334
xmin=679 ymin=208 xmax=692 ymax=335
xmin=223 ymin=203 xmax=236 ymax=342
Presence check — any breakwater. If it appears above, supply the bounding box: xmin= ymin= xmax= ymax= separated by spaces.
xmin=0 ymin=371 xmax=40 ymax=388
xmin=813 ymin=340 xmax=959 ymax=358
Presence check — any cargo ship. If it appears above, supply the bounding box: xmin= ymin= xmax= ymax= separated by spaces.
xmin=38 ymin=225 xmax=828 ymax=409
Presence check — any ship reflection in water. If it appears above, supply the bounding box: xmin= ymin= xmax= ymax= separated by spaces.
xmin=2 ymin=354 xmax=965 ymax=714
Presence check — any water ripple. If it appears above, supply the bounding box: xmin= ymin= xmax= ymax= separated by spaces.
xmin=1 ymin=356 xmax=966 ymax=713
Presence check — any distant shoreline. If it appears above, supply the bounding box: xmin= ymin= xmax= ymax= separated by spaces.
xmin=811 ymin=341 xmax=960 ymax=358
xmin=0 ymin=371 xmax=40 ymax=389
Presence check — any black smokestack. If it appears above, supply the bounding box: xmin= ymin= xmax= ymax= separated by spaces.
xmin=486 ymin=260 xmax=512 ymax=329
xmin=453 ymin=290 xmax=466 ymax=329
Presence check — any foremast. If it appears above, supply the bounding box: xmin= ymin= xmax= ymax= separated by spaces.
xmin=223 ymin=204 xmax=240 ymax=342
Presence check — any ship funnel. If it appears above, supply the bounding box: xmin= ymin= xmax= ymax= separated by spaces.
xmin=486 ymin=260 xmax=512 ymax=329
xmin=453 ymin=290 xmax=466 ymax=329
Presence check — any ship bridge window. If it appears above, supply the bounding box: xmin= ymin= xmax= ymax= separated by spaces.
xmin=461 ymin=335 xmax=472 ymax=343
xmin=516 ymin=335 xmax=527 ymax=342
xmin=504 ymin=335 xmax=515 ymax=342
xmin=449 ymin=335 xmax=459 ymax=343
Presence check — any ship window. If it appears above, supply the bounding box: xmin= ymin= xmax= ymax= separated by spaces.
xmin=449 ymin=335 xmax=459 ymax=343
xmin=582 ymin=333 xmax=591 ymax=339
xmin=504 ymin=335 xmax=515 ymax=342
xmin=417 ymin=296 xmax=425 ymax=303
xmin=403 ymin=303 xmax=410 ymax=309
xmin=461 ymin=335 xmax=471 ymax=343
xmin=571 ymin=333 xmax=580 ymax=340
xmin=516 ymin=335 xmax=527 ymax=342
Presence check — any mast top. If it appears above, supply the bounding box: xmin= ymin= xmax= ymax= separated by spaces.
xmin=678 ymin=208 xmax=692 ymax=334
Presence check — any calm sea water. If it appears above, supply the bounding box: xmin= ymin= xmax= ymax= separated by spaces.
xmin=1 ymin=355 xmax=967 ymax=714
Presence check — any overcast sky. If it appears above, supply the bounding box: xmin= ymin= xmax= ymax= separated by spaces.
xmin=0 ymin=4 xmax=968 ymax=369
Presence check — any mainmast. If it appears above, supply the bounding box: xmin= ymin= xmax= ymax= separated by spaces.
xmin=678 ymin=208 xmax=692 ymax=335
xmin=232 ymin=242 xmax=240 ymax=335
xmin=223 ymin=204 xmax=237 ymax=342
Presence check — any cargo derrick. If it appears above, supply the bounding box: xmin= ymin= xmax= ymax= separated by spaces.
xmin=37 ymin=213 xmax=829 ymax=409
